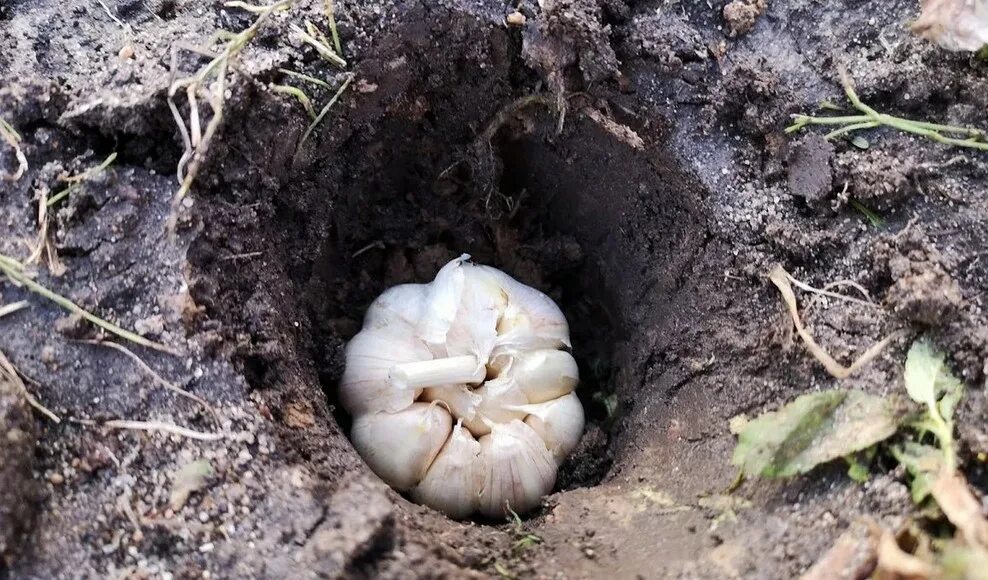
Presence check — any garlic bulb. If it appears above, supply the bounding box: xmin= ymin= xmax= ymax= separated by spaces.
xmin=341 ymin=255 xmax=585 ymax=518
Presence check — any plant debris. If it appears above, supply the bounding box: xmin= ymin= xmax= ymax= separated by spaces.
xmin=0 ymin=254 xmax=177 ymax=355
xmin=0 ymin=117 xmax=27 ymax=182
xmin=787 ymin=69 xmax=988 ymax=152
xmin=732 ymin=390 xmax=899 ymax=478
xmin=168 ymin=459 xmax=215 ymax=511
xmin=769 ymin=265 xmax=903 ymax=379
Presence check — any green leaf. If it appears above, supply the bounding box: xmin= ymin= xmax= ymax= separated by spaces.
xmin=732 ymin=390 xmax=900 ymax=478
xmin=904 ymin=340 xmax=943 ymax=408
xmin=846 ymin=455 xmax=870 ymax=483
xmin=850 ymin=136 xmax=870 ymax=150
xmin=891 ymin=442 xmax=942 ymax=504
xmin=937 ymin=371 xmax=964 ymax=421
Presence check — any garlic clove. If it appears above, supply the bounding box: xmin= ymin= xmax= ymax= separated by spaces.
xmin=461 ymin=375 xmax=529 ymax=437
xmin=340 ymin=327 xmax=433 ymax=415
xmin=473 ymin=266 xmax=570 ymax=352
xmin=443 ymin=268 xmax=506 ymax=361
xmin=510 ymin=349 xmax=579 ymax=404
xmin=351 ymin=402 xmax=453 ymax=491
xmin=477 ymin=420 xmax=556 ymax=517
xmin=363 ymin=283 xmax=428 ymax=331
xmin=515 ymin=393 xmax=586 ymax=464
xmin=412 ymin=425 xmax=483 ymax=518
xmin=417 ymin=255 xmax=468 ymax=348
xmin=422 ymin=385 xmax=482 ymax=421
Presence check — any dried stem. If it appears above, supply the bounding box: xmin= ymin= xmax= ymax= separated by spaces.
xmin=0 ymin=349 xmax=60 ymax=423
xmin=166 ymin=0 xmax=291 ymax=231
xmin=769 ymin=265 xmax=905 ymax=379
xmin=0 ymin=117 xmax=28 ymax=182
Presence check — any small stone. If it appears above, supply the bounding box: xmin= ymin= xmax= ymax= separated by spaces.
xmin=49 ymin=472 xmax=65 ymax=485
xmin=506 ymin=11 xmax=526 ymax=26
xmin=118 ymin=45 xmax=135 ymax=60
xmin=584 ymin=548 xmax=596 ymax=559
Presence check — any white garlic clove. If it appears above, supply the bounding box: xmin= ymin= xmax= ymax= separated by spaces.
xmin=461 ymin=375 xmax=529 ymax=437
xmin=340 ymin=327 xmax=432 ymax=415
xmin=421 ymin=385 xmax=482 ymax=421
xmin=351 ymin=402 xmax=453 ymax=491
xmin=416 ymin=255 xmax=468 ymax=348
xmin=412 ymin=425 xmax=484 ymax=518
xmin=443 ymin=269 xmax=506 ymax=362
xmin=510 ymin=349 xmax=579 ymax=404
xmin=477 ymin=420 xmax=556 ymax=517
xmin=363 ymin=283 xmax=428 ymax=332
xmin=515 ymin=392 xmax=586 ymax=464
xmin=473 ymin=266 xmax=571 ymax=353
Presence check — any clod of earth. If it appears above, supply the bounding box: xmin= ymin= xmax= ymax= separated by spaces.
xmin=341 ymin=255 xmax=584 ymax=519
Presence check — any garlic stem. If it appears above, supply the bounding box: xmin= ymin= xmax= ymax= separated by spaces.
xmin=389 ymin=355 xmax=486 ymax=390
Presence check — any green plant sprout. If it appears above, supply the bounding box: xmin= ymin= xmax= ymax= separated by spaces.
xmin=848 ymin=198 xmax=884 ymax=228
xmin=324 ymin=0 xmax=342 ymax=55
xmin=295 ymin=74 xmax=353 ymax=155
xmin=787 ymin=69 xmax=988 ymax=152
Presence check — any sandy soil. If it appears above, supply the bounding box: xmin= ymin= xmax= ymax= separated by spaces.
xmin=1 ymin=0 xmax=987 ymax=578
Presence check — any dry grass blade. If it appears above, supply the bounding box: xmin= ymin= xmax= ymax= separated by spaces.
xmin=769 ymin=265 xmax=905 ymax=379
xmin=167 ymin=0 xmax=291 ymax=231
xmin=0 ymin=253 xmax=179 ymax=355
xmin=295 ymin=74 xmax=353 ymax=155
xmin=290 ymin=22 xmax=347 ymax=68
xmin=0 ymin=349 xmax=60 ymax=423
xmin=278 ymin=68 xmax=331 ymax=88
xmin=0 ymin=117 xmax=28 ymax=182
xmin=79 ymin=339 xmax=217 ymax=419
xmin=48 ymin=152 xmax=118 ymax=207
xmin=271 ymin=84 xmax=317 ymax=118
xmin=0 ymin=300 xmax=29 ymax=319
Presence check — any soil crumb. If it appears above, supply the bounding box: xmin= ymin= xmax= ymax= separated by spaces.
xmin=723 ymin=0 xmax=768 ymax=37
xmin=787 ymin=134 xmax=835 ymax=206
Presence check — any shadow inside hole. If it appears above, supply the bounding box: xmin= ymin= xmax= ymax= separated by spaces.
xmin=306 ymin=118 xmax=704 ymax=509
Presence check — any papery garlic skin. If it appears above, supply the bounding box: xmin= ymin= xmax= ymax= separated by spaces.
xmin=342 ymin=255 xmax=585 ymax=518
xmin=913 ymin=0 xmax=988 ymax=52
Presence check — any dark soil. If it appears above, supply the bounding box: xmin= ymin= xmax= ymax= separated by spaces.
xmin=1 ymin=0 xmax=987 ymax=578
